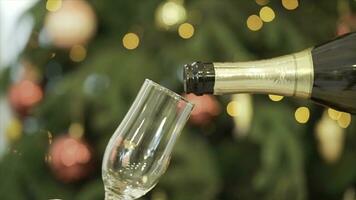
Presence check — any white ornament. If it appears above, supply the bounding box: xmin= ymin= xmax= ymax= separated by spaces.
xmin=231 ymin=94 xmax=253 ymax=138
xmin=44 ymin=0 xmax=96 ymax=48
xmin=315 ymin=110 xmax=345 ymax=163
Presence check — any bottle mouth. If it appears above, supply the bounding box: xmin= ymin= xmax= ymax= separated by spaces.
xmin=183 ymin=61 xmax=215 ymax=96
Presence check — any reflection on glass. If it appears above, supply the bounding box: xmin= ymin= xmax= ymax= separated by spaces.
xmin=102 ymin=79 xmax=193 ymax=200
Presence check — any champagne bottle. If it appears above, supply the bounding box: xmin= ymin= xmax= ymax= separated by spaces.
xmin=183 ymin=32 xmax=356 ymax=114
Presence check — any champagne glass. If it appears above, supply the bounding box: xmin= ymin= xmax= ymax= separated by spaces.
xmin=102 ymin=79 xmax=194 ymax=200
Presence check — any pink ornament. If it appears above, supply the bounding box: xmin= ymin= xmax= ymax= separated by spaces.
xmin=48 ymin=135 xmax=94 ymax=183
xmin=184 ymin=94 xmax=221 ymax=126
xmin=8 ymin=80 xmax=43 ymax=115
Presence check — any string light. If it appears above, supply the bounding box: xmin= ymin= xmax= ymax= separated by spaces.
xmin=178 ymin=23 xmax=195 ymax=39
xmin=227 ymin=101 xmax=239 ymax=117
xmin=46 ymin=0 xmax=62 ymax=12
xmin=327 ymin=108 xmax=341 ymax=120
xmin=69 ymin=45 xmax=87 ymax=62
xmin=247 ymin=15 xmax=263 ymax=31
xmin=268 ymin=94 xmax=284 ymax=101
xmin=294 ymin=106 xmax=310 ymax=124
xmin=338 ymin=112 xmax=351 ymax=128
xmin=282 ymin=0 xmax=299 ymax=10
xmin=259 ymin=6 xmax=275 ymax=22
xmin=255 ymin=0 xmax=269 ymax=6
xmin=122 ymin=33 xmax=140 ymax=50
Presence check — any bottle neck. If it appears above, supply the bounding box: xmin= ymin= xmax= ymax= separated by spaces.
xmin=213 ymin=48 xmax=314 ymax=98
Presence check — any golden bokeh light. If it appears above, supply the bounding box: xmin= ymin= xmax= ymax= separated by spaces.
xmin=227 ymin=101 xmax=239 ymax=117
xmin=178 ymin=23 xmax=195 ymax=39
xmin=259 ymin=6 xmax=275 ymax=22
xmin=268 ymin=94 xmax=284 ymax=102
xmin=122 ymin=33 xmax=140 ymax=50
xmin=282 ymin=0 xmax=299 ymax=10
xmin=255 ymin=0 xmax=269 ymax=6
xmin=327 ymin=108 xmax=341 ymax=120
xmin=338 ymin=112 xmax=351 ymax=128
xmin=69 ymin=45 xmax=87 ymax=62
xmin=46 ymin=0 xmax=62 ymax=12
xmin=247 ymin=15 xmax=263 ymax=31
xmin=295 ymin=106 xmax=310 ymax=124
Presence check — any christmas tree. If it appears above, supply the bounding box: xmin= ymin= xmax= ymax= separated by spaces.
xmin=0 ymin=0 xmax=355 ymax=199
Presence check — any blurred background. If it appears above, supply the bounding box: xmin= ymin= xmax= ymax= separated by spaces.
xmin=0 ymin=0 xmax=356 ymax=199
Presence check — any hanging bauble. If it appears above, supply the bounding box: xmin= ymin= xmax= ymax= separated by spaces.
xmin=48 ymin=135 xmax=94 ymax=183
xmin=337 ymin=14 xmax=356 ymax=36
xmin=8 ymin=80 xmax=43 ymax=115
xmin=44 ymin=0 xmax=97 ymax=48
xmin=184 ymin=94 xmax=220 ymax=126
xmin=228 ymin=94 xmax=253 ymax=138
xmin=315 ymin=110 xmax=345 ymax=164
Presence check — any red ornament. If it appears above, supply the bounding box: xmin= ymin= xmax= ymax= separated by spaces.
xmin=337 ymin=14 xmax=356 ymax=36
xmin=48 ymin=135 xmax=94 ymax=183
xmin=184 ymin=94 xmax=221 ymax=126
xmin=8 ymin=80 xmax=43 ymax=115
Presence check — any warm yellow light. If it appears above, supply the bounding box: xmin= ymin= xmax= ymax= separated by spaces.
xmin=259 ymin=6 xmax=275 ymax=22
xmin=247 ymin=15 xmax=263 ymax=31
xmin=69 ymin=45 xmax=87 ymax=62
xmin=178 ymin=23 xmax=195 ymax=39
xmin=268 ymin=94 xmax=284 ymax=102
xmin=122 ymin=33 xmax=140 ymax=50
xmin=69 ymin=123 xmax=84 ymax=139
xmin=282 ymin=0 xmax=299 ymax=10
xmin=227 ymin=101 xmax=239 ymax=117
xmin=295 ymin=107 xmax=310 ymax=124
xmin=338 ymin=112 xmax=351 ymax=128
xmin=327 ymin=108 xmax=341 ymax=120
xmin=255 ymin=0 xmax=269 ymax=6
xmin=46 ymin=0 xmax=62 ymax=12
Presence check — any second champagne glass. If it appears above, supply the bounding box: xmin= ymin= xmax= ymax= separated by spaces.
xmin=102 ymin=79 xmax=194 ymax=200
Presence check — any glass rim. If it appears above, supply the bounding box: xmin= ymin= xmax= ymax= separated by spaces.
xmin=144 ymin=79 xmax=194 ymax=107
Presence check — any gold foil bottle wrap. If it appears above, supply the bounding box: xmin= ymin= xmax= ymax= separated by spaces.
xmin=213 ymin=48 xmax=314 ymax=98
